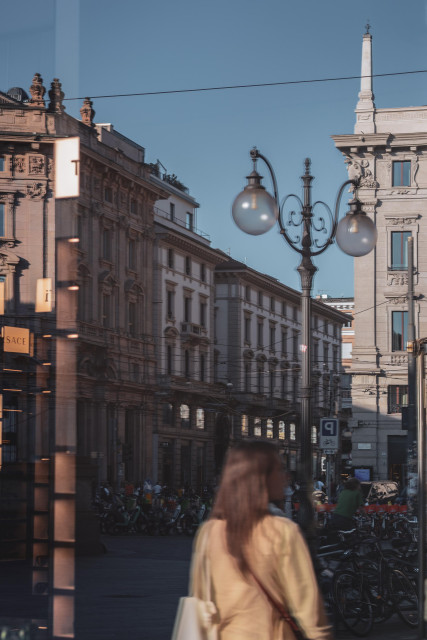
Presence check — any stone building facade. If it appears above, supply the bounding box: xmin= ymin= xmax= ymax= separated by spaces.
xmin=214 ymin=260 xmax=347 ymax=478
xmin=151 ymin=168 xmax=229 ymax=489
xmin=333 ymin=30 xmax=427 ymax=481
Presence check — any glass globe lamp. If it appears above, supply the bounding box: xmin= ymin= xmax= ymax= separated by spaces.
xmin=336 ymin=199 xmax=377 ymax=257
xmin=231 ymin=169 xmax=278 ymax=235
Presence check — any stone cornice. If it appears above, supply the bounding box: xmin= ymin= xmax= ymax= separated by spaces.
xmin=332 ymin=132 xmax=427 ymax=151
xmin=81 ymin=148 xmax=169 ymax=201
xmin=158 ymin=232 xmax=228 ymax=264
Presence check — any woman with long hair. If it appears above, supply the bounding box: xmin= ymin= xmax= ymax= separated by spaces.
xmin=189 ymin=441 xmax=332 ymax=639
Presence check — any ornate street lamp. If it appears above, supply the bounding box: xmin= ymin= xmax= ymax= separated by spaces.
xmin=232 ymin=147 xmax=377 ymax=540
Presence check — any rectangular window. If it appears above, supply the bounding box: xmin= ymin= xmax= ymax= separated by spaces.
xmin=257 ymin=369 xmax=263 ymax=394
xmin=167 ymin=290 xmax=174 ymax=319
xmin=258 ymin=291 xmax=263 ymax=307
xmin=392 ymin=161 xmax=411 ymax=187
xmin=281 ymin=373 xmax=287 ymax=398
xmin=196 ymin=408 xmax=205 ymax=429
xmin=281 ymin=301 xmax=286 ymax=317
xmin=391 ymin=231 xmax=411 ymax=270
xmin=180 ymin=403 xmax=190 ymax=428
xmin=167 ymin=248 xmax=174 ymax=269
xmin=293 ymin=306 xmax=298 ymax=322
xmin=254 ymin=417 xmax=262 ymax=437
xmin=200 ymin=354 xmax=205 ymax=382
xmin=278 ymin=420 xmax=285 ymax=440
xmin=290 ymin=422 xmax=296 ymax=441
xmin=128 ymin=301 xmax=137 ymax=336
xmin=270 ymin=297 xmax=275 ymax=312
xmin=244 ymin=317 xmax=251 ymax=343
xmin=388 ymin=385 xmax=408 ymax=414
xmin=0 ymin=157 xmax=4 ymax=171
xmin=245 ymin=286 xmax=251 ymax=302
xmin=293 ymin=376 xmax=298 ymax=400
xmin=266 ymin=418 xmax=273 ymax=439
xmin=313 ymin=340 xmax=319 ymax=368
xmin=241 ymin=415 xmax=249 ymax=436
xmin=184 ymin=350 xmax=190 ymax=378
xmin=200 ymin=263 xmax=206 ymax=282
xmin=102 ymin=294 xmax=111 ymax=328
xmin=184 ymin=297 xmax=191 ymax=322
xmin=323 ymin=342 xmax=329 ymax=370
xmin=200 ymin=302 xmax=207 ymax=328
xmin=0 ymin=203 xmax=4 ymax=237
xmin=163 ymin=402 xmax=174 ymax=425
xmin=392 ymin=311 xmax=408 ymax=351
xmin=185 ymin=256 xmax=191 ymax=275
xmin=167 ymin=345 xmax=173 ymax=375
xmin=102 ymin=228 xmax=112 ymax=260
xmin=270 ymin=326 xmax=275 ymax=351
xmin=257 ymin=322 xmax=263 ymax=347
xmin=128 ymin=239 xmax=136 ymax=270
xmin=130 ymin=199 xmax=137 ymax=214
xmin=292 ymin=331 xmax=298 ymax=360
xmin=269 ymin=370 xmax=275 ymax=396
xmin=244 ymin=364 xmax=250 ymax=392
xmin=281 ymin=328 xmax=287 ymax=355
xmin=169 ymin=202 xmax=175 ymax=221
xmin=186 ymin=211 xmax=194 ymax=231
xmin=104 ymin=186 xmax=113 ymax=203
xmin=333 ymin=346 xmax=338 ymax=371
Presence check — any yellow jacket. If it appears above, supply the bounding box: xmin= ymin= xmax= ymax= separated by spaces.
xmin=190 ymin=516 xmax=332 ymax=640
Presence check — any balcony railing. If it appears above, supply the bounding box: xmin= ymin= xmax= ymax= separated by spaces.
xmin=181 ymin=322 xmax=208 ymax=338
xmin=154 ymin=206 xmax=210 ymax=241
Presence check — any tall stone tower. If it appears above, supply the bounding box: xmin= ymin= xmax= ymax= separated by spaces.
xmin=332 ymin=28 xmax=427 ymax=481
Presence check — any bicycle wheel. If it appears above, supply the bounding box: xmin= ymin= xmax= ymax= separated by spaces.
xmin=333 ymin=570 xmax=373 ymax=637
xmin=357 ymin=559 xmax=394 ymax=624
xmin=389 ymin=569 xmax=418 ymax=628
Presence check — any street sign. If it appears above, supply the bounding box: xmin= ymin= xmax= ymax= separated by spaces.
xmin=319 ymin=418 xmax=339 ymax=452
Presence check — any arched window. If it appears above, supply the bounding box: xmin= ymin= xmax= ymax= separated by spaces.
xmin=180 ymin=404 xmax=190 ymax=429
xmin=311 ymin=426 xmax=317 ymax=444
xmin=196 ymin=408 xmax=205 ymax=429
xmin=241 ymin=414 xmax=248 ymax=436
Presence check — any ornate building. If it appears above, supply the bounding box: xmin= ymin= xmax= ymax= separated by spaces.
xmin=151 ymin=165 xmax=229 ymax=488
xmin=214 ymin=260 xmax=347 ymax=479
xmin=332 ymin=30 xmax=427 ymax=481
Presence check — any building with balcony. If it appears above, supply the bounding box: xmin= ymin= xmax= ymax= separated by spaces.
xmin=214 ymin=260 xmax=347 ymax=478
xmin=150 ymin=169 xmax=229 ymax=489
xmin=332 ymin=29 xmax=427 ymax=481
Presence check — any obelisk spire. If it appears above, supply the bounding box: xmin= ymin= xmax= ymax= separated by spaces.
xmin=355 ymin=26 xmax=376 ymax=134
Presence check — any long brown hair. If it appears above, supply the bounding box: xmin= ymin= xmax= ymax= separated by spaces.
xmin=211 ymin=440 xmax=280 ymax=574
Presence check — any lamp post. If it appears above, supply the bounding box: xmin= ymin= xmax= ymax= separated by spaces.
xmin=232 ymin=148 xmax=377 ymax=540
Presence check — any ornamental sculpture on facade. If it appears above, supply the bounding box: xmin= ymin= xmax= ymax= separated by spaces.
xmin=29 ymin=73 xmax=46 ymax=108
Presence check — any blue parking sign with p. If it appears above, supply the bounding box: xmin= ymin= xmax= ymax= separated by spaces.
xmin=319 ymin=418 xmax=339 ymax=451
xmin=320 ymin=419 xmax=338 ymax=437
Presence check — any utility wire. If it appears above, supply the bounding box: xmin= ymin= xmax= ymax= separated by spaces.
xmin=63 ymin=69 xmax=427 ymax=102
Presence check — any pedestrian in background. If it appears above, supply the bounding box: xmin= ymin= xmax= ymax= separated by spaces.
xmin=189 ymin=441 xmax=332 ymax=639
xmin=330 ymin=477 xmax=364 ymax=531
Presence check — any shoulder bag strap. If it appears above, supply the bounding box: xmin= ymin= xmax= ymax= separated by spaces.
xmin=248 ymin=568 xmax=306 ymax=640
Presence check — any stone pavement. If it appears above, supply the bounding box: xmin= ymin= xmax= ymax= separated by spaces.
xmin=75 ymin=534 xmax=418 ymax=640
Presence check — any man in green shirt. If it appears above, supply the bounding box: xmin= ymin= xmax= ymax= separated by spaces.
xmin=330 ymin=477 xmax=364 ymax=530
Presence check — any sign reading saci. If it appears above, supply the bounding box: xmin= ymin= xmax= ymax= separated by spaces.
xmin=3 ymin=326 xmax=31 ymax=354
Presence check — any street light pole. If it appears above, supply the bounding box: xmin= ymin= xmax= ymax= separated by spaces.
xmin=232 ymin=148 xmax=377 ymax=541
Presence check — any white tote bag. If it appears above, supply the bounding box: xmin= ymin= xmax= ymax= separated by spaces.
xmin=171 ymin=526 xmax=218 ymax=640
xmin=171 ymin=596 xmax=217 ymax=640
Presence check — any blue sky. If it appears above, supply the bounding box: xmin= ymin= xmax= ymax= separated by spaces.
xmin=2 ymin=0 xmax=427 ymax=296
